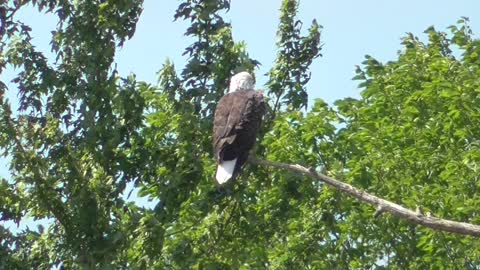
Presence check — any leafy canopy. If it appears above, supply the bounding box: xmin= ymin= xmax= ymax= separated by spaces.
xmin=0 ymin=0 xmax=479 ymax=269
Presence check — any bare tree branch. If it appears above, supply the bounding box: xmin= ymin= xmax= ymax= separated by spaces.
xmin=248 ymin=156 xmax=480 ymax=237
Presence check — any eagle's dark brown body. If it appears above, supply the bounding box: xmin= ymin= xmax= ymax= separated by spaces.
xmin=213 ymin=90 xmax=265 ymax=184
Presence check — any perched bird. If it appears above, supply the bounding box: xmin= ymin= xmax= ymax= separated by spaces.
xmin=213 ymin=71 xmax=266 ymax=185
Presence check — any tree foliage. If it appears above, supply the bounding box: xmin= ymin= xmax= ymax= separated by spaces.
xmin=0 ymin=0 xmax=479 ymax=269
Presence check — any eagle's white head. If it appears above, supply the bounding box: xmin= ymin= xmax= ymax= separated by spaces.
xmin=229 ymin=71 xmax=255 ymax=93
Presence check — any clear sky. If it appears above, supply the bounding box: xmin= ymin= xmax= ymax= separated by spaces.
xmin=1 ymin=0 xmax=480 ymax=232
xmin=114 ymin=0 xmax=480 ymax=104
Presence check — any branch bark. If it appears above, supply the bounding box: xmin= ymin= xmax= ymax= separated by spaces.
xmin=248 ymin=157 xmax=480 ymax=237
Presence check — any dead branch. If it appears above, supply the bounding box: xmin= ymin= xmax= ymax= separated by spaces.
xmin=248 ymin=156 xmax=480 ymax=237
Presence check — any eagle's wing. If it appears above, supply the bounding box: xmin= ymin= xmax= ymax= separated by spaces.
xmin=213 ymin=92 xmax=243 ymax=161
xmin=213 ymin=91 xmax=265 ymax=162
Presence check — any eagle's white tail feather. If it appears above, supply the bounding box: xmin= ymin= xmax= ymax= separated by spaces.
xmin=215 ymin=159 xmax=237 ymax=184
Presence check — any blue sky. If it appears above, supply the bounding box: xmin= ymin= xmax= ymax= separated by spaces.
xmin=3 ymin=1 xmax=480 ymax=106
xmin=1 ymin=0 xmax=480 ymax=232
xmin=114 ymin=0 xmax=480 ymax=104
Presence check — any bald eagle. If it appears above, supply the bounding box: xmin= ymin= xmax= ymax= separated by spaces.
xmin=213 ymin=72 xmax=266 ymax=185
